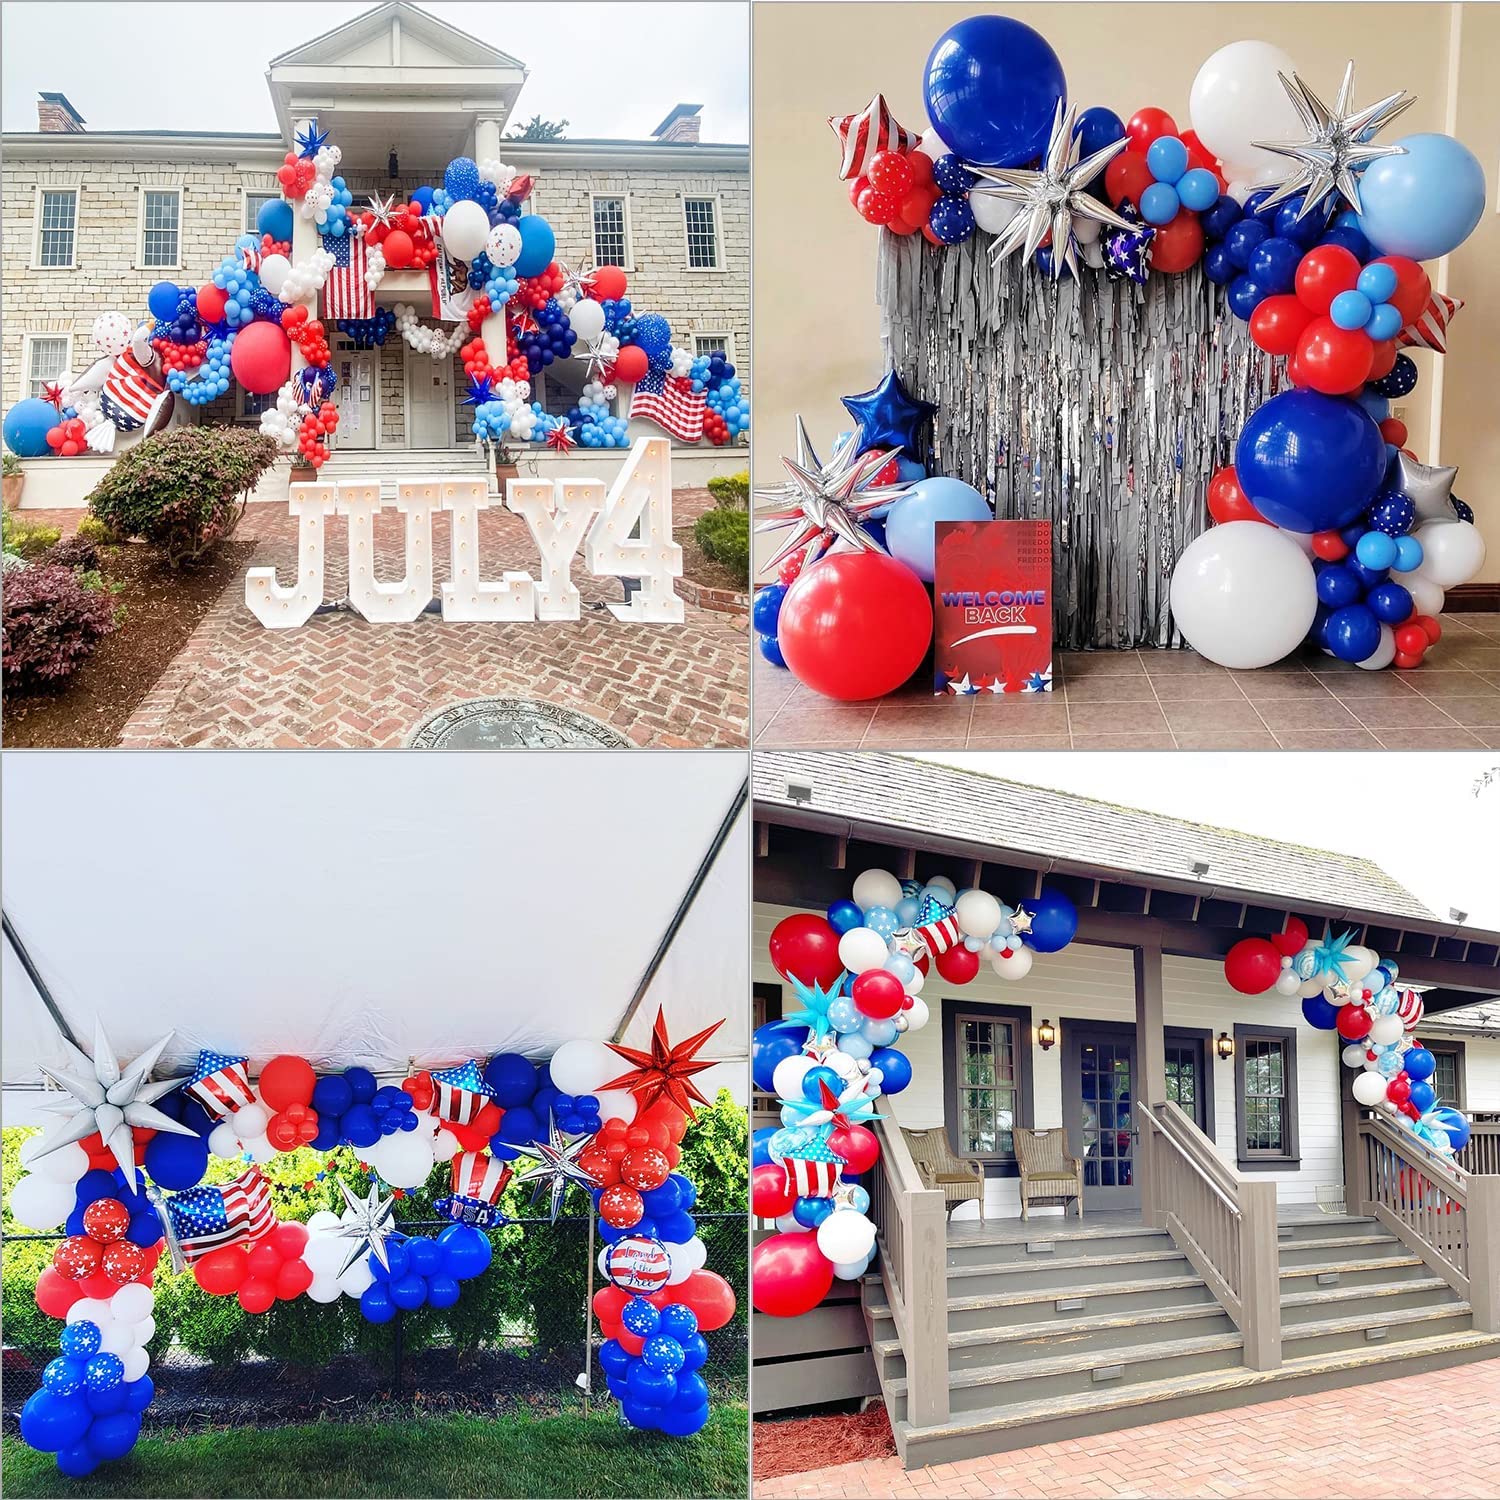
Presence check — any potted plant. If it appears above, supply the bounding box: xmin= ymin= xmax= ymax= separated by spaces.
xmin=2 ymin=452 xmax=24 ymax=512
xmin=492 ymin=441 xmax=519 ymax=485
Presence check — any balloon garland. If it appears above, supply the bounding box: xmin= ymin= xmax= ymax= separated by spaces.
xmin=10 ymin=1008 xmax=736 ymax=1474
xmin=2 ymin=126 xmax=747 ymax=468
xmin=751 ymin=872 xmax=1078 ymax=1318
xmin=1225 ymin=921 xmax=1472 ymax=1160
xmin=817 ymin=17 xmax=1485 ymax=677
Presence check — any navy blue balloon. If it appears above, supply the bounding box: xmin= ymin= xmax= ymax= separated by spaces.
xmin=1371 ymin=354 xmax=1418 ymax=399
xmin=1225 ymin=219 xmax=1268 ymax=270
xmin=1227 ymin=275 xmax=1268 ymax=321
xmin=752 ymin=1022 xmax=809 ymax=1093
xmin=1274 ymin=199 xmax=1326 ymax=248
xmin=642 ymin=1177 xmax=683 ymax=1217
xmin=344 ymin=1065 xmax=377 ymax=1103
xmin=929 ymin=194 xmax=975 ymax=245
xmin=74 ymin=1169 xmax=121 ymax=1210
xmin=752 ymin=1125 xmax=777 ymax=1167
xmin=1349 ymin=557 xmax=1390 ymax=590
xmin=1073 ymin=106 xmax=1125 ymax=157
xmin=1203 ymin=244 xmax=1237 ymax=286
xmin=932 ymin=153 xmax=976 ymax=194
xmin=1301 ymin=994 xmax=1342 ymax=1029
xmin=826 ymin=899 xmax=863 ymax=935
xmin=1316 ymin=564 xmax=1362 ymax=609
xmin=497 ymin=1104 xmax=538 ymax=1144
xmin=1235 ymin=391 xmax=1387 ymax=533
xmin=1202 ymin=195 xmax=1244 ymax=240
xmin=1021 ymin=886 xmax=1078 ymax=954
xmin=143 ymin=1130 xmax=209 ymax=1191
xmin=870 ymin=1046 xmax=913 ymax=1094
xmin=483 ymin=1051 xmax=537 ymax=1106
xmin=1320 ymin=226 xmax=1372 ymax=263
xmin=752 ymin=584 xmax=786 ymax=635
xmin=127 ymin=1209 xmax=162 ymax=1247
xmin=341 ymin=1104 xmax=380 ymax=1149
xmin=312 ymin=1074 xmax=354 ymax=1118
xmin=1326 ymin=604 xmax=1382 ymax=663
xmin=1243 ymin=191 xmax=1281 ymax=227
xmin=1249 ymin=236 xmax=1302 ymax=294
xmin=923 ymin=16 xmax=1067 ymax=167
xmin=311 ymin=1114 xmax=341 ymax=1152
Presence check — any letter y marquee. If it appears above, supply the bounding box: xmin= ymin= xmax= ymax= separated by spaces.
xmin=244 ymin=438 xmax=684 ymax=627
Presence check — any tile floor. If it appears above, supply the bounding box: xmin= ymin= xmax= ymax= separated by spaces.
xmin=753 ymin=613 xmax=1500 ymax=751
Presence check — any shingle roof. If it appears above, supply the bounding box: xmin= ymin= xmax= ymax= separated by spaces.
xmin=1423 ymin=999 xmax=1500 ymax=1037
xmin=753 ymin=751 xmax=1435 ymax=923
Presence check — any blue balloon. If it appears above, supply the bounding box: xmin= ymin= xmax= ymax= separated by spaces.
xmin=679 ymin=1331 xmax=710 ymax=1371
xmin=923 ymin=16 xmax=1067 ymax=167
xmin=341 ymin=1103 xmax=380 ymax=1149
xmin=1404 ymin=1047 xmax=1437 ymax=1082
xmin=1326 ymin=604 xmax=1381 ymax=663
xmin=390 ymin=1272 xmax=428 ymax=1311
xmin=124 ymin=1375 xmax=154 ymax=1414
xmin=1393 ymin=534 xmax=1425 ymax=573
xmin=1365 ymin=303 xmax=1402 ymax=342
xmin=412 ymin=185 xmax=434 ymax=214
xmin=1409 ymin=1080 xmax=1437 ymax=1114
xmin=643 ymin=1334 xmax=686 ymax=1374
xmin=792 ymin=1194 xmax=834 ymax=1229
xmin=1139 ymin=183 xmax=1180 ymax=226
xmin=57 ymin=1441 xmax=98 ymax=1478
xmin=1203 ymin=244 xmax=1237 ymax=286
xmin=1367 ymin=582 xmax=1413 ymax=624
xmin=20 ymin=1389 xmax=91 ymax=1452
xmin=931 ymin=154 xmax=975 ymax=195
xmin=85 ymin=1411 xmax=141 ymax=1463
xmin=1356 ymin=390 xmax=1392 ymax=424
xmin=1227 ymin=275 xmax=1268 ymax=321
xmin=437 ymin=1221 xmax=492 ymax=1279
xmin=1146 ymin=136 xmax=1189 ymax=184
xmin=1432 ymin=1106 xmax=1471 ymax=1152
xmin=360 ymin=1281 xmax=396 ymax=1324
xmin=86 ymin=1382 xmax=129 ymax=1416
xmin=929 ymin=193 xmax=976 ymax=245
xmin=1330 ymin=290 xmax=1373 ymax=331
xmin=1177 ymin=168 xmax=1220 ymax=213
xmin=1357 ymin=262 xmax=1399 ymax=303
xmin=1316 ymin=564 xmax=1362 ymax=609
xmin=758 ymin=632 xmax=787 ymax=669
xmin=753 ymin=583 xmax=786 ymax=635
xmin=43 ymin=1357 xmax=88 ymax=1396
xmin=59 ymin=1322 xmax=102 ymax=1360
xmin=1235 ymin=391 xmax=1387 ymax=533
xmin=1203 ymin=195 xmax=1244 ymax=239
xmin=1274 ymin=199 xmax=1326 ymax=248
xmin=147 ymin=281 xmax=180 ymax=320
xmin=657 ymin=1401 xmax=710 ymax=1436
xmin=1244 ymin=191 xmax=1282 ymax=227
xmin=514 ymin=215 xmax=556 ymax=278
xmin=496 ymin=1104 xmax=539 ymax=1145
xmin=1225 ymin=219 xmax=1268 ymax=270
xmin=826 ymin=899 xmax=863 ymax=935
xmin=1021 ymin=886 xmax=1077 ymax=954
xmin=1349 ymin=556 xmax=1389 ymax=591
xmin=1356 ymin=133 xmax=1487 ymax=261
xmin=256 ymin=198 xmax=294 ymax=243
xmin=751 ymin=1125 xmax=777 ymax=1167
xmin=406 ymin=1237 xmax=442 ymax=1277
xmin=426 ymin=1273 xmax=461 ymax=1309
xmin=143 ymin=1129 xmax=209 ymax=1191
xmin=1073 ymin=106 xmax=1124 ymax=158
xmin=483 ymin=1052 xmax=537 ymax=1107
xmin=655 ymin=1209 xmax=697 ymax=1245
xmin=444 ymin=156 xmax=481 ymax=203
xmin=344 ymin=1065 xmax=377 ymax=1103
xmin=869 ymin=1046 xmax=913 ymax=1094
xmin=660 ymin=1303 xmax=699 ymax=1341
xmin=752 ymin=1022 xmax=808 ymax=1093
xmin=1355 ymin=531 xmax=1398 ymax=571
xmin=627 ymin=1361 xmax=676 ymax=1405
xmin=599 ymin=1338 xmax=632 ymax=1378
xmin=312 ymin=1073 xmax=354 ymax=1119
xmin=1301 ymin=994 xmax=1341 ymax=1030
xmin=3 ymin=397 xmax=59 ymax=457
xmin=885 ymin=476 xmax=990 ymax=582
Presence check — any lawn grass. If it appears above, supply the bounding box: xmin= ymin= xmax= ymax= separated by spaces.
xmin=0 ymin=1404 xmax=748 ymax=1499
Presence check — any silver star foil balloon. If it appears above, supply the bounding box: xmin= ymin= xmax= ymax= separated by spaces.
xmin=969 ymin=101 xmax=1137 ymax=280
xmin=365 ymin=193 xmax=398 ymax=228
xmin=1388 ymin=451 xmax=1460 ymax=525
xmin=335 ymin=1179 xmax=401 ymax=1278
xmin=515 ymin=1117 xmax=602 ymax=1224
xmin=32 ymin=1022 xmax=196 ymax=1178
xmin=1253 ymin=63 xmax=1414 ymax=219
xmin=557 ymin=258 xmax=597 ymax=302
xmin=754 ymin=418 xmax=915 ymax=574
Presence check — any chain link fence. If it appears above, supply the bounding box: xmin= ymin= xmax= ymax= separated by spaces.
xmin=1 ymin=1212 xmax=746 ymax=1434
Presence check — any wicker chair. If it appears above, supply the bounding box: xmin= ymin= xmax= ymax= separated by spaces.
xmin=902 ymin=1128 xmax=986 ymax=1222
xmin=1015 ymin=1128 xmax=1084 ymax=1221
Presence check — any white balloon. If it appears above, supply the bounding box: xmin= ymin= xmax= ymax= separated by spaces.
xmin=306 ymin=1274 xmax=343 ymax=1304
xmin=67 ymin=1298 xmax=112 ymax=1326
xmin=232 ymin=1103 xmax=269 ymax=1140
xmin=432 ymin=1127 xmax=461 ymax=1163
xmin=1274 ymin=969 xmax=1303 ymax=995
xmin=121 ymin=1346 xmax=150 ymax=1383
xmin=485 ymin=222 xmax=522 ymax=266
xmin=1343 ymin=946 xmax=1378 ymax=982
xmin=1342 ymin=1043 xmax=1371 ymax=1068
xmin=1392 ymin=572 xmax=1445 ymax=617
xmin=817 ymin=1208 xmax=877 ymax=1264
xmin=442 ymin=199 xmax=490 ymax=261
xmin=971 ymin=194 xmax=1024 ymax=237
xmin=1413 ymin=520 xmax=1486 ymax=589
xmin=1190 ymin=41 xmax=1304 ymax=174
xmin=6 ymin=1174 xmax=77 ymax=1231
xmin=205 ymin=1121 xmax=237 ymax=1160
xmin=307 ymin=1210 xmax=341 ymax=1234
xmin=98 ymin=1319 xmax=133 ymax=1356
xmin=904 ymin=966 xmax=926 ymax=996
xmin=1170 ymin=522 xmax=1318 ymax=668
xmin=772 ymin=1055 xmax=816 ymax=1101
xmin=990 ymin=946 xmax=1035 ymax=981
xmin=549 ymin=1038 xmax=616 ymax=1096
xmin=915 ymin=132 xmax=946 ymax=162
xmin=852 ymin=869 xmax=903 ymax=912
xmin=93 ymin=311 xmax=133 ymax=357
xmin=245 ymin=1134 xmax=278 ymax=1164
xmin=303 ymin=1233 xmax=346 ymax=1278
xmin=20 ymin=1138 xmax=89 ymax=1183
xmin=131 ymin=1316 xmax=156 ymax=1346
xmin=926 ymin=876 xmax=957 ymax=898
xmin=110 ymin=1283 xmax=154 ymax=1323
xmin=595 ymin=1089 xmax=637 ymax=1125
xmin=1357 ymin=624 xmax=1396 ymax=670
xmin=1369 ymin=1014 xmax=1404 ymax=1048
xmin=833 ymin=1257 xmax=871 ymax=1281
xmin=904 ymin=996 xmax=930 ymax=1030
xmin=774 ymin=1212 xmax=800 ymax=1234
xmin=839 ymin=926 xmax=890 ymax=975
xmin=1352 ymin=1072 xmax=1390 ymax=1107
xmin=258 ymin=254 xmax=291 ymax=298
xmin=1070 ymin=212 xmax=1103 ymax=245
xmin=955 ymin=889 xmax=1003 ymax=940
xmin=369 ymin=1129 xmax=435 ymax=1189
xmin=665 ymin=1235 xmax=707 ymax=1284
xmin=338 ymin=1260 xmax=375 ymax=1298
xmin=568 ymin=298 xmax=606 ymax=343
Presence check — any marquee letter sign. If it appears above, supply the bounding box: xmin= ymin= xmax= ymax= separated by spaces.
xmin=246 ymin=437 xmax=684 ymax=627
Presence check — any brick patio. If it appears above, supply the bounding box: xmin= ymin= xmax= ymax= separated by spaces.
xmin=752 ymin=1358 xmax=1500 ymax=1498
xmin=24 ymin=488 xmax=747 ymax=748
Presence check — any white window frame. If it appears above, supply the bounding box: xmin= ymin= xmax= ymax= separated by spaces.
xmin=238 ymin=384 xmax=277 ymax=424
xmin=588 ymin=192 xmax=634 ymax=272
xmin=241 ymin=187 xmax=281 ymax=236
xmin=21 ymin=332 xmax=73 ymax=405
xmin=681 ymin=194 xmax=722 ymax=272
xmin=31 ymin=185 xmax=79 ymax=270
xmin=137 ymin=185 xmax=184 ymax=272
xmin=693 ymin=331 xmax=735 ymax=363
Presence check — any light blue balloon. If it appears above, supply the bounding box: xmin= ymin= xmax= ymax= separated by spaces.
xmin=1356 ymin=263 xmax=1398 ymax=303
xmin=1356 ymin=133 xmax=1487 ymax=260
xmin=827 ymin=997 xmax=860 ymax=1033
xmin=1377 ymin=1050 xmax=1405 ymax=1078
xmin=847 ymin=1185 xmax=871 ymax=1213
xmin=1140 ymin=182 xmax=1180 ymax=225
xmin=1355 ymin=531 xmax=1398 ymax=570
xmin=1177 ymin=167 xmax=1220 ymax=212
xmin=1146 ymin=136 xmax=1189 ymax=184
xmin=1365 ymin=303 xmax=1402 ymax=341
xmin=1330 ymin=290 xmax=1372 ymax=331
xmin=861 ymin=1017 xmax=898 ymax=1047
xmin=1393 ymin=535 xmax=1425 ymax=572
xmin=885 ymin=477 xmax=992 ymax=582
xmin=895 ymin=457 xmax=926 ymax=483
xmin=838 ymin=1032 xmax=873 ymax=1060
xmin=895 ymin=897 xmax=920 ymax=925
xmin=884 ymin=953 xmax=916 ymax=983
xmin=864 ymin=906 xmax=899 ymax=938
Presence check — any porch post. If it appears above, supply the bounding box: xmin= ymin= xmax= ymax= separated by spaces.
xmin=1467 ymin=1176 xmax=1500 ymax=1333
xmin=1134 ymin=944 xmax=1167 ymax=1226
xmin=474 ymin=118 xmax=504 ymax=165
xmin=1340 ymin=1084 xmax=1369 ymax=1216
xmin=289 ymin=117 xmax=320 ymax=391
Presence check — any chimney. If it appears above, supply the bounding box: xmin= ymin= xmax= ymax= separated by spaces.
xmin=37 ymin=93 xmax=85 ymax=133
xmin=651 ymin=104 xmax=702 ymax=145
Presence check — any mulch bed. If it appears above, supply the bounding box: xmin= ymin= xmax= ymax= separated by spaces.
xmin=3 ymin=539 xmax=257 ymax=748
xmin=675 ymin=523 xmax=747 ymax=597
xmin=752 ymin=1406 xmax=896 ymax=1481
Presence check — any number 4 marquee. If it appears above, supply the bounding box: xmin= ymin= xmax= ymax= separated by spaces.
xmin=246 ymin=437 xmax=685 ymax=628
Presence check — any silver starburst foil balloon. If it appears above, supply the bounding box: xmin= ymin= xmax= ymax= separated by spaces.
xmin=876 ymin=233 xmax=1282 ymax=648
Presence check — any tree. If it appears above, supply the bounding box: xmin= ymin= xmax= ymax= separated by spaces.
xmin=506 ymin=114 xmax=569 ymax=143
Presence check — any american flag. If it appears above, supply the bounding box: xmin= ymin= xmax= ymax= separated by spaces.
xmin=449 ymin=1150 xmax=513 ymax=1205
xmin=628 ymin=367 xmax=705 ymax=443
xmin=184 ymin=1050 xmax=257 ymax=1118
xmin=99 ymin=348 xmax=167 ymax=432
xmin=429 ymin=1061 xmax=496 ymax=1126
xmin=165 ymin=1168 xmax=276 ymax=1264
xmin=911 ymin=911 xmax=962 ymax=958
xmin=827 ymin=94 xmax=919 ymax=181
xmin=1399 ymin=292 xmax=1464 ymax=354
xmin=322 ymin=231 xmax=372 ymax=320
xmin=780 ymin=1136 xmax=846 ymax=1199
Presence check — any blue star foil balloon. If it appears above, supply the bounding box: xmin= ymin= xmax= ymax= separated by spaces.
xmin=295 ymin=119 xmax=331 ymax=160
xmin=840 ymin=369 xmax=937 ymax=457
xmin=1104 ymin=205 xmax=1156 ymax=286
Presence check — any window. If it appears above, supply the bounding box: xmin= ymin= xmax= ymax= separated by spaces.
xmin=1427 ymin=1043 xmax=1466 ymax=1109
xmin=1234 ymin=1024 xmax=1299 ymax=1166
xmin=141 ymin=190 xmax=180 ymax=268
xmin=1163 ymin=1030 xmax=1213 ymax=1136
xmin=683 ymin=197 xmax=719 ymax=269
xmin=592 ymin=196 xmax=628 ymax=267
xmin=25 ymin=336 xmax=70 ymax=399
xmin=245 ymin=192 xmax=279 ymax=234
xmin=36 ymin=189 xmax=77 ymax=267
xmin=694 ymin=334 xmax=730 ymax=359
xmin=944 ymin=1002 xmax=1033 ymax=1170
xmin=240 ymin=387 xmax=275 ymax=420
xmin=1165 ymin=1046 xmax=1197 ymax=1112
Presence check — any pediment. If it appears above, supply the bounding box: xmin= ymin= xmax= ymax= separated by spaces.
xmin=269 ymin=1 xmax=525 ymax=74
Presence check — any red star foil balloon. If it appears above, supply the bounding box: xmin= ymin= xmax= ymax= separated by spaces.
xmin=600 ymin=1007 xmax=725 ymax=1118
xmin=818 ymin=1077 xmax=853 ymax=1133
xmin=545 ymin=422 xmax=576 ymax=454
xmin=828 ymin=94 xmax=919 ymax=182
xmin=41 ymin=382 xmax=65 ymax=408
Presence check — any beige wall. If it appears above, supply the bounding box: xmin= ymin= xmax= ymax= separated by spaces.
xmin=753 ymin=3 xmax=1498 ymax=583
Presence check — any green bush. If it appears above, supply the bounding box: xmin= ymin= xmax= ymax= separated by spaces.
xmin=693 ymin=509 xmax=749 ymax=581
xmin=87 ymin=426 xmax=278 ymax=568
xmin=707 ymin=471 xmax=749 ymax=511
xmin=2 ymin=451 xmax=23 ymax=477
xmin=1 ymin=512 xmax=61 ymax=559
xmin=73 ymin=514 xmax=118 ymax=546
xmin=1 ymin=1240 xmax=61 ymax=1350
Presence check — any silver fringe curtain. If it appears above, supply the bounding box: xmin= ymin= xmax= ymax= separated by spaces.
xmin=877 ymin=233 xmax=1282 ymax=649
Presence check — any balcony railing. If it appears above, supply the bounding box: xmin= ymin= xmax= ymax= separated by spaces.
xmin=1457 ymin=1118 xmax=1500 ymax=1177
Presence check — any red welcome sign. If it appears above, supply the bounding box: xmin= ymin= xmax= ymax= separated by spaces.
xmin=933 ymin=520 xmax=1053 ymax=695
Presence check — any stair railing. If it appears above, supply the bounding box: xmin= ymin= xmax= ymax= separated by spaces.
xmin=1458 ymin=1119 xmax=1500 ymax=1176
xmin=868 ymin=1105 xmax=950 ymax=1427
xmin=1139 ymin=1100 xmax=1282 ymax=1369
xmin=1354 ymin=1110 xmax=1500 ymax=1330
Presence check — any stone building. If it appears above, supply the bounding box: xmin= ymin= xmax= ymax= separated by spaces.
xmin=1 ymin=1 xmax=747 ymax=500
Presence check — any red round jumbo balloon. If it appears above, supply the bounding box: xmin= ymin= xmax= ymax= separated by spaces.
xmin=751 ymin=1162 xmax=797 ymax=1219
xmin=591 ymin=265 xmax=628 ymax=301
xmin=230 ymin=321 xmax=292 ymax=395
xmin=751 ymin=1232 xmax=833 ymax=1318
xmin=613 ymin=344 xmax=649 ymax=383
xmin=768 ymin=912 xmax=844 ymax=989
xmin=934 ymin=944 xmax=981 ymax=984
xmin=676 ymin=1268 xmax=736 ymax=1331
xmin=259 ymin=1054 xmax=316 ymax=1111
xmin=1223 ymin=937 xmax=1282 ymax=995
xmin=381 ymin=230 xmax=415 ymax=268
xmin=777 ymin=552 xmax=932 ymax=702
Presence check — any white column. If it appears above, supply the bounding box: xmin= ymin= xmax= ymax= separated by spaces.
xmin=289 ymin=117 xmax=320 ymax=389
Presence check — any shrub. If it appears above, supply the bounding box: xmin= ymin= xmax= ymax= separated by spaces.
xmin=707 ymin=471 xmax=749 ymax=511
xmin=2 ymin=452 xmax=23 ymax=477
xmin=88 ymin=425 xmax=278 ymax=568
xmin=1 ymin=513 xmax=61 ymax=559
xmin=2 ymin=563 xmax=118 ymax=691
xmin=40 ymin=534 xmax=100 ymax=572
xmin=73 ymin=514 xmax=118 ymax=546
xmin=693 ymin=509 xmax=749 ymax=580
xmin=1 ymin=1240 xmax=60 ymax=1351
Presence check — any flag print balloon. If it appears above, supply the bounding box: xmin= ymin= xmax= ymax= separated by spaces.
xmin=606 ymin=1235 xmax=672 ymax=1294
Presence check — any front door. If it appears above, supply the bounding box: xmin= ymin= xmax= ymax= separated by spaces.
xmin=1063 ymin=1022 xmax=1140 ymax=1209
xmin=333 ymin=350 xmax=376 ymax=450
xmin=405 ymin=347 xmax=452 ymax=449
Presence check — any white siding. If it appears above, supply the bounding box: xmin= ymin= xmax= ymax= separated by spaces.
xmin=754 ymin=901 xmax=1346 ymax=1219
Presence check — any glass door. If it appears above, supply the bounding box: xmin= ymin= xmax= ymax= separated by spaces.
xmin=1063 ymin=1023 xmax=1139 ymax=1209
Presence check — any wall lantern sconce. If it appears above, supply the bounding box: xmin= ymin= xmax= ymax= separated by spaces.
xmin=388 ymin=148 xmax=400 ymax=179
xmin=1036 ymin=1019 xmax=1057 ymax=1052
xmin=1216 ymin=1032 xmax=1235 ymax=1061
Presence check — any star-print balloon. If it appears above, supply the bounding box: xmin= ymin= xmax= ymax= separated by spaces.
xmin=600 ymin=1006 xmax=724 ymax=1119
xmin=840 ymin=369 xmax=937 ymax=456
xmin=1104 ymin=210 xmax=1157 ymax=286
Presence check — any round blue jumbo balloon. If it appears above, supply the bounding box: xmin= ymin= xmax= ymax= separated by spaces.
xmin=752 ymin=1023 xmax=806 ymax=1093
xmin=923 ymin=16 xmax=1067 ymax=167
xmin=1235 ymin=391 xmax=1386 ymax=533
xmin=1356 ymin=133 xmax=1486 ymax=261
xmin=143 ymin=1129 xmax=210 ymax=1191
xmin=256 ymin=198 xmax=294 ymax=243
xmin=885 ymin=476 xmax=991 ymax=582
xmin=3 ymin=397 xmax=59 ymax=457
xmin=1021 ymin=886 xmax=1078 ymax=954
xmin=513 ymin=215 xmax=556 ymax=278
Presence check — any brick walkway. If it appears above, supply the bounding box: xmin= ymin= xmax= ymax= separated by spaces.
xmin=26 ymin=489 xmax=747 ymax=748
xmin=753 ymin=1358 xmax=1500 ymax=1498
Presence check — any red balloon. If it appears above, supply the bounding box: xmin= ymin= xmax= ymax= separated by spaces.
xmin=752 ymin=1232 xmax=835 ymax=1318
xmin=83 ymin=1198 xmax=130 ymax=1244
xmin=1295 ymin=318 xmax=1374 ymax=395
xmin=281 ymin=304 xmax=308 ymax=331
xmin=613 ymin=345 xmax=649 ymax=383
xmin=1371 ymin=256 xmax=1431 ymax=326
xmin=196 ymin=284 xmax=229 ymax=323
xmin=1379 ymin=417 xmax=1409 ymax=448
xmin=851 ymin=968 xmax=905 ymax=1019
xmin=247 ymin=1240 xmax=285 ymax=1279
xmin=1311 ymin=530 xmax=1349 ymax=561
xmin=1179 ymin=130 xmax=1218 ymax=174
xmin=768 ymin=913 xmax=845 ymax=989
xmin=777 ymin=552 xmax=932 ymax=702
xmin=827 ymin=1123 xmax=880 ymax=1175
xmin=856 ymin=186 xmax=899 ymax=226
xmin=238 ymin=1276 xmax=277 ymax=1315
xmin=1126 ymin=107 xmax=1178 ymax=148
xmin=1393 ymin=650 xmax=1424 ymax=670
xmin=101 ymin=1241 xmax=146 ymax=1284
xmin=1149 ymin=211 xmax=1204 ymax=274
xmin=275 ymin=1258 xmax=314 ymax=1301
xmin=194 ymin=1246 xmax=249 ymax=1296
xmin=1249 ymin=294 xmax=1314 ymax=357
xmin=1104 ymin=150 xmax=1155 ymax=209
xmin=382 ymin=230 xmax=415 ymax=268
xmin=1394 ymin=623 xmax=1429 ymax=657
xmin=1295 ymin=245 xmax=1362 ymax=315
xmin=751 ymin=1162 xmax=796 ymax=1219
xmin=1206 ymin=466 xmax=1266 ymax=525
xmin=1367 ymin=339 xmax=1398 ymax=381
xmin=230 ymin=321 xmax=292 ymax=396
xmin=35 ymin=1267 xmax=85 ymax=1319
xmin=676 ymin=1268 xmax=737 ymax=1331
xmin=1386 ymin=1073 xmax=1413 ymax=1107
xmin=1270 ymin=918 xmax=1310 ymax=958
xmin=259 ymin=1054 xmax=315 ymax=1111
xmin=848 ymin=176 xmax=868 ymax=209
xmin=1224 ymin=937 xmax=1281 ymax=994
xmin=1415 ymin=614 xmax=1442 ymax=646
xmin=270 ymin=1221 xmax=309 ymax=1260
xmin=54 ymin=1236 xmax=103 ymax=1281
xmin=867 ymin=150 xmax=913 ymax=197
xmin=934 ymin=944 xmax=981 ymax=984
xmin=906 ymin=149 xmax=934 ymax=186
xmin=1337 ymin=1005 xmax=1373 ymax=1041
xmin=78 ymin=1269 xmax=122 ymax=1301
xmin=591 ymin=265 xmax=628 ymax=301
xmin=599 ymin=1183 xmax=645 ymax=1229
xmin=621 ymin=1147 xmax=671 ymax=1191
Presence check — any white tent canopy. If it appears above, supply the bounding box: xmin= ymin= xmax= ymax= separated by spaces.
xmin=1 ymin=754 xmax=747 ymax=1125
